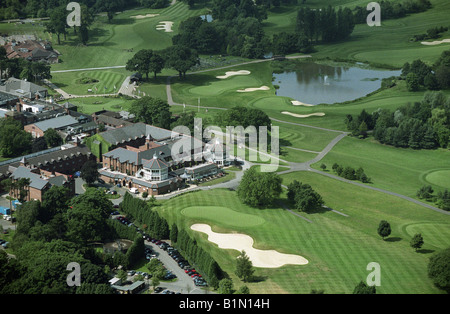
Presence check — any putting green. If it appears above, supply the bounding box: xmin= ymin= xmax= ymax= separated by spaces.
xmin=181 ymin=206 xmax=265 ymax=228
xmin=424 ymin=170 xmax=450 ymax=189
xmin=187 ymin=75 xmax=262 ymax=96
xmin=404 ymin=222 xmax=450 ymax=250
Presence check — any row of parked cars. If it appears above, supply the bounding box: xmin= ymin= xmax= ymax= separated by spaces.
xmin=166 ymin=246 xmax=208 ymax=287
xmin=111 ymin=211 xmax=208 ymax=288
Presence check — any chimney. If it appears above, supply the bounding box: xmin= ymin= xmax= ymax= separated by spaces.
xmin=16 ymin=102 xmax=21 ymax=112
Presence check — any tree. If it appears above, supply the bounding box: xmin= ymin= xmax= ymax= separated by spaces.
xmin=80 ymin=160 xmax=99 ymax=186
xmin=164 ymin=45 xmax=199 ymax=78
xmin=377 ymin=220 xmax=391 ymax=240
xmin=0 ymin=118 xmax=33 ymax=158
xmin=428 ymin=247 xmax=450 ymax=293
xmin=44 ymin=128 xmax=63 ymax=148
xmin=406 ymin=72 xmax=420 ymax=92
xmin=129 ymin=96 xmax=172 ymax=129
xmin=287 ymin=180 xmax=324 ymax=213
xmin=352 ymin=281 xmax=376 ymax=294
xmin=218 ymin=278 xmax=234 ymax=294
xmin=410 ymin=233 xmax=424 ymax=251
xmin=235 ymin=250 xmax=254 ymax=282
xmin=46 ymin=6 xmax=68 ymax=45
xmin=237 ymin=167 xmax=282 ymax=207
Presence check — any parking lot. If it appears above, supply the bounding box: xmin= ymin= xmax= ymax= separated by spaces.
xmin=113 ymin=214 xmax=213 ymax=295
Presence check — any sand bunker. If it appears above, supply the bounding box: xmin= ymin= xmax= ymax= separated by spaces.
xmin=291 ymin=100 xmax=314 ymax=107
xmin=282 ymin=111 xmax=325 ymax=118
xmin=421 ymin=39 xmax=450 ymax=46
xmin=216 ymin=70 xmax=251 ymax=79
xmin=131 ymin=14 xmax=160 ymax=19
xmin=237 ymin=86 xmax=270 ymax=93
xmin=190 ymin=224 xmax=308 ymax=268
xmin=156 ymin=21 xmax=174 ymax=32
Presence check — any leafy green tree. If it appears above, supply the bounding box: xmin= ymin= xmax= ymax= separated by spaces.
xmin=235 ymin=250 xmax=254 ymax=282
xmin=163 ymin=45 xmax=199 ymax=78
xmin=237 ymin=167 xmax=282 ymax=207
xmin=44 ymin=128 xmax=63 ymax=148
xmin=406 ymin=72 xmax=420 ymax=92
xmin=80 ymin=160 xmax=99 ymax=186
xmin=218 ymin=278 xmax=234 ymax=294
xmin=352 ymin=281 xmax=376 ymax=294
xmin=410 ymin=233 xmax=424 ymax=251
xmin=0 ymin=118 xmax=32 ymax=158
xmin=428 ymin=247 xmax=450 ymax=293
xmin=130 ymin=96 xmax=172 ymax=129
xmin=377 ymin=220 xmax=391 ymax=240
xmin=46 ymin=6 xmax=68 ymax=45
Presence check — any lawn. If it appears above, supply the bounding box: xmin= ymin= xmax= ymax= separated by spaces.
xmin=156 ymin=185 xmax=449 ymax=294
xmin=263 ymin=0 xmax=450 ymax=68
xmin=310 ymin=136 xmax=450 ymax=199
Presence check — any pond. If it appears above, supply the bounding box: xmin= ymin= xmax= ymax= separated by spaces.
xmin=273 ymin=61 xmax=401 ymax=105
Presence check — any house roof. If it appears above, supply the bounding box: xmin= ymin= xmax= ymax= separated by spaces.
xmin=142 ymin=155 xmax=169 ymax=170
xmin=103 ymin=145 xmax=171 ymax=166
xmin=10 ymin=166 xmax=49 ymax=190
xmin=33 ymin=115 xmax=78 ymax=132
xmin=100 ymin=123 xmax=174 ymax=145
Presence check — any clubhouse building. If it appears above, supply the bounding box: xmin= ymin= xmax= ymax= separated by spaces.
xmin=97 ymin=123 xmax=229 ymax=196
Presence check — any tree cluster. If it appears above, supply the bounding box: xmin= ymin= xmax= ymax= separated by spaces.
xmin=410 ymin=26 xmax=449 ymax=43
xmin=402 ymin=51 xmax=450 ymax=92
xmin=126 ymin=45 xmax=199 ymax=79
xmin=287 ymin=180 xmax=324 ymax=212
xmin=214 ymin=106 xmax=271 ymax=130
xmin=0 ymin=118 xmax=33 ymax=158
xmin=346 ymin=92 xmax=450 ymax=149
xmin=172 ymin=227 xmax=225 ymax=289
xmin=0 ymin=186 xmax=118 ymax=294
xmin=296 ymin=6 xmax=355 ymax=44
xmin=331 ymin=163 xmax=371 ymax=183
xmin=237 ymin=167 xmax=282 ymax=207
xmin=416 ymin=185 xmax=450 ymax=211
xmin=353 ymin=0 xmax=432 ymax=24
xmin=428 ymin=247 xmax=450 ymax=293
xmin=173 ymin=15 xmax=270 ymax=59
xmin=121 ymin=192 xmax=170 ymax=240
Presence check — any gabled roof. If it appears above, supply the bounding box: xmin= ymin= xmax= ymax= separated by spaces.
xmin=100 ymin=123 xmax=174 ymax=145
xmin=10 ymin=166 xmax=49 ymax=190
xmin=142 ymin=155 xmax=169 ymax=170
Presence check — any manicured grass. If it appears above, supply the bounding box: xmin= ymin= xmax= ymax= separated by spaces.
xmin=181 ymin=205 xmax=265 ymax=228
xmin=424 ymin=170 xmax=450 ymax=189
xmin=311 ymin=136 xmax=450 ymax=199
xmin=66 ymin=96 xmax=134 ymax=114
xmin=263 ymin=0 xmax=450 ymax=68
xmin=49 ymin=2 xmax=207 ymax=71
xmin=51 ymin=69 xmax=128 ymax=95
xmin=157 ymin=186 xmax=448 ymax=294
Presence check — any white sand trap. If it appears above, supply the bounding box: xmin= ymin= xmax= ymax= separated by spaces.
xmin=190 ymin=224 xmax=308 ymax=268
xmin=291 ymin=100 xmax=314 ymax=107
xmin=216 ymin=70 xmax=251 ymax=79
xmin=156 ymin=21 xmax=174 ymax=32
xmin=421 ymin=39 xmax=450 ymax=46
xmin=282 ymin=111 xmax=325 ymax=118
xmin=131 ymin=14 xmax=160 ymax=19
xmin=237 ymin=86 xmax=270 ymax=93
